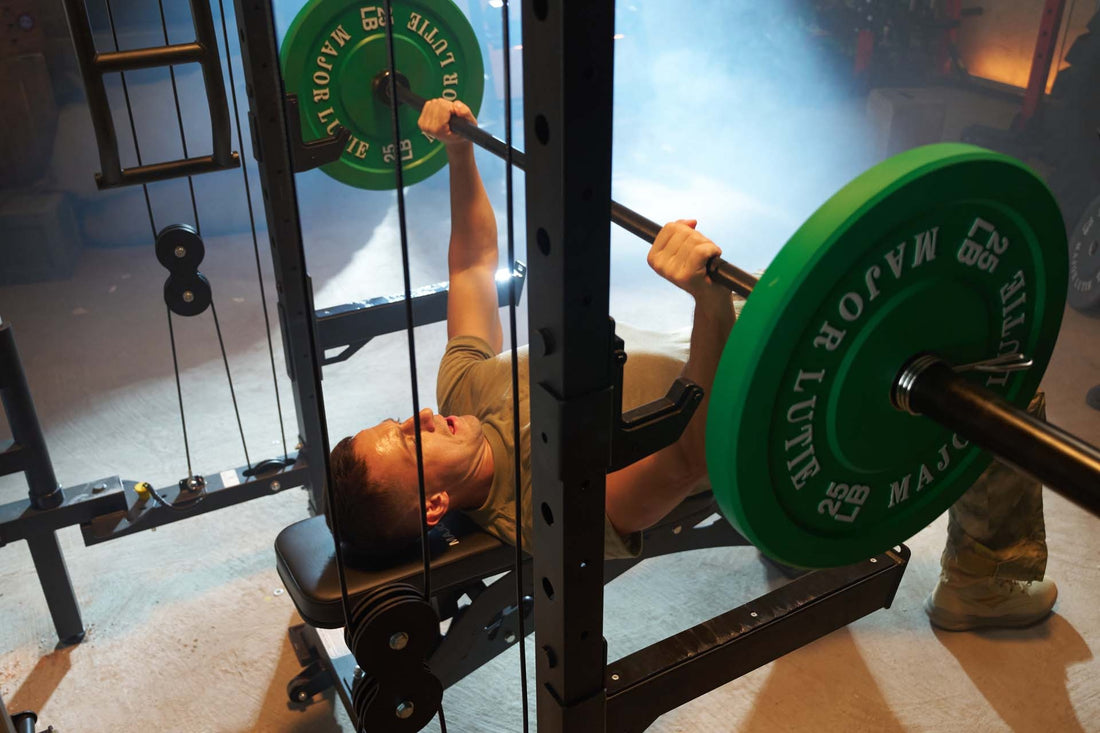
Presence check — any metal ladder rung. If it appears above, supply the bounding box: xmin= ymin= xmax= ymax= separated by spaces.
xmin=60 ymin=0 xmax=240 ymax=189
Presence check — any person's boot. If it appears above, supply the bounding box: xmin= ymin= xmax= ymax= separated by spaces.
xmin=924 ymin=570 xmax=1057 ymax=631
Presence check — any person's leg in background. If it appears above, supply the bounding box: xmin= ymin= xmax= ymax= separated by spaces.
xmin=926 ymin=392 xmax=1057 ymax=631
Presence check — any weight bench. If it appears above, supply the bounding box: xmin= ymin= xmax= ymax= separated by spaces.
xmin=275 ymin=491 xmax=749 ymax=707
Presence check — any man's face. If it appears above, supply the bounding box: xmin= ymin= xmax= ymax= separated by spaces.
xmin=353 ymin=408 xmax=486 ymax=496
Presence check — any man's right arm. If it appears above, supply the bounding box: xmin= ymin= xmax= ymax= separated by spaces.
xmin=661 ymin=221 xmax=735 ymax=482
xmin=604 ymin=220 xmax=734 ymax=534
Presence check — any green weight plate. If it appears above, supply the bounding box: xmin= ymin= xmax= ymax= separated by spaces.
xmin=280 ymin=0 xmax=485 ymax=189
xmin=707 ymin=144 xmax=1067 ymax=568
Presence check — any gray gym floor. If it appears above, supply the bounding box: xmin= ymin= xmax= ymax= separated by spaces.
xmin=2 ymin=1 xmax=1099 ymax=731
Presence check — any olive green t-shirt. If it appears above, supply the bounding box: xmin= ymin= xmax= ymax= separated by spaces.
xmin=436 ymin=324 xmax=694 ymax=560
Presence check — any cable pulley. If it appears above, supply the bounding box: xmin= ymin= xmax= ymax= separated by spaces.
xmin=156 ymin=224 xmax=214 ymax=317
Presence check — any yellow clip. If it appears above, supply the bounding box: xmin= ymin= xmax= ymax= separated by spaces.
xmin=134 ymin=482 xmax=152 ymax=497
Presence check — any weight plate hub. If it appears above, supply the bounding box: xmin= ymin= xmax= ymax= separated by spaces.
xmin=280 ymin=0 xmax=485 ymax=189
xmin=1067 ymin=193 xmax=1100 ymax=315
xmin=707 ymin=144 xmax=1067 ymax=568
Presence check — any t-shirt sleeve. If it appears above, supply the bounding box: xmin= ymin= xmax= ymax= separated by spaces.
xmin=437 ymin=335 xmax=499 ymax=416
xmin=604 ymin=520 xmax=642 ymax=559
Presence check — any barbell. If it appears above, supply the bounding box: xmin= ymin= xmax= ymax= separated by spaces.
xmin=280 ymin=0 xmax=1100 ymax=567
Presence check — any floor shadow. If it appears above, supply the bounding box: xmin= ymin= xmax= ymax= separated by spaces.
xmin=934 ymin=613 xmax=1093 ymax=732
xmin=8 ymin=644 xmax=74 ymax=715
xmin=240 ymin=611 xmax=345 ymax=733
xmin=737 ymin=627 xmax=907 ymax=733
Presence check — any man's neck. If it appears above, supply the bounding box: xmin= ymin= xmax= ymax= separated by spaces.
xmin=452 ymin=435 xmax=494 ymax=510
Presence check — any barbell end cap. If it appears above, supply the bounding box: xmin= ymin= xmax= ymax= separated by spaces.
xmin=891 ymin=352 xmax=945 ymax=416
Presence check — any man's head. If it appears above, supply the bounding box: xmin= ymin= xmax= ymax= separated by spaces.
xmin=328 ymin=408 xmax=492 ymax=556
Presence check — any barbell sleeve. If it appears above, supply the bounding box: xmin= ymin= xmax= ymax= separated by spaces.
xmin=378 ymin=74 xmax=759 ymax=298
xmin=895 ymin=355 xmax=1100 ymax=518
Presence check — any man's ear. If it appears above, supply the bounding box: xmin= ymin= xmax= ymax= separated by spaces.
xmin=425 ymin=491 xmax=450 ymax=527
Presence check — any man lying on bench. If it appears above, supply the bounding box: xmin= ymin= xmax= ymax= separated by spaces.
xmin=327 ymin=97 xmax=740 ymax=560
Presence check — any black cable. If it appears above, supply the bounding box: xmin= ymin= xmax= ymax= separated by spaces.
xmin=102 ymin=0 xmax=157 ymax=237
xmin=154 ymin=1 xmax=252 ymax=473
xmin=215 ymin=0 xmax=290 ymax=461
xmin=104 ymin=0 xmax=199 ymax=480
xmin=500 ymin=2 xmax=529 ymax=730
xmin=165 ymin=305 xmax=194 ymax=478
xmin=211 ymin=301 xmax=252 ymax=470
xmin=383 ymin=0 xmax=434 ymax=604
xmin=263 ymin=18 xmax=355 ymax=636
xmin=383 ymin=5 xmax=449 ymax=727
xmin=155 ymin=0 xmax=201 ymax=234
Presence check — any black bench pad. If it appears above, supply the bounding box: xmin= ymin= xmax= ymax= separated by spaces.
xmin=276 ymin=493 xmax=746 ymax=629
xmin=276 ymin=512 xmax=515 ymax=629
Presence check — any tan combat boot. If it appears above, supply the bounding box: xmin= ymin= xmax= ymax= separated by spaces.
xmin=924 ymin=571 xmax=1058 ymax=631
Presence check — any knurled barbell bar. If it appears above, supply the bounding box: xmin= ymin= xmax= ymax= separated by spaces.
xmin=376 ymin=74 xmax=760 ymax=298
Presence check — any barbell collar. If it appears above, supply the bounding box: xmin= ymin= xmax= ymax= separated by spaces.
xmin=375 ymin=72 xmax=758 ymax=298
xmin=895 ymin=354 xmax=1100 ymax=518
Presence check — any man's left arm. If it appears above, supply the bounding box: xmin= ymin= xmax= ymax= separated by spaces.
xmin=419 ymin=99 xmax=503 ymax=353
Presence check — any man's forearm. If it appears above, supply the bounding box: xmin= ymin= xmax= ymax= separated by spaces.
xmin=447 ymin=143 xmax=498 ymax=270
xmin=605 ymin=297 xmax=734 ymax=534
xmin=678 ymin=292 xmax=736 ymax=479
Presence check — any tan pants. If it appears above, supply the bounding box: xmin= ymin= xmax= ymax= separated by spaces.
xmin=941 ymin=392 xmax=1048 ymax=581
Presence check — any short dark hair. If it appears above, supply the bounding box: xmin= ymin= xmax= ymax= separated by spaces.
xmin=326 ymin=434 xmax=421 ymax=558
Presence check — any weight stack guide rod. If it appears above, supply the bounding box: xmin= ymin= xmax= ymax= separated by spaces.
xmin=900 ymin=356 xmax=1100 ymax=518
xmin=379 ymin=75 xmax=760 ymax=297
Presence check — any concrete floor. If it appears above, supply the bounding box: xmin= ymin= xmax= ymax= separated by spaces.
xmin=3 ymin=3 xmax=1100 ymax=731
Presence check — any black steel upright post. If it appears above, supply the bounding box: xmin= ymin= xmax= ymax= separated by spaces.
xmin=0 ymin=325 xmax=62 ymax=511
xmin=0 ymin=323 xmax=84 ymax=644
xmin=522 ymin=1 xmax=616 ymax=730
xmin=231 ymin=0 xmax=328 ymax=513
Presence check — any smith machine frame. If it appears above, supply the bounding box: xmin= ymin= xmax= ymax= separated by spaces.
xmin=0 ymin=0 xmax=909 ymax=729
xmin=237 ymin=1 xmax=906 ymax=731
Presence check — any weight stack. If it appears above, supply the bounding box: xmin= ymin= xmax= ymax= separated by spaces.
xmin=0 ymin=191 xmax=81 ymax=284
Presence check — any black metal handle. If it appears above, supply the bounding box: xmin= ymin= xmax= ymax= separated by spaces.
xmin=904 ymin=358 xmax=1100 ymax=518
xmin=285 ymin=95 xmax=352 ymax=173
xmin=380 ymin=76 xmax=758 ymax=298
